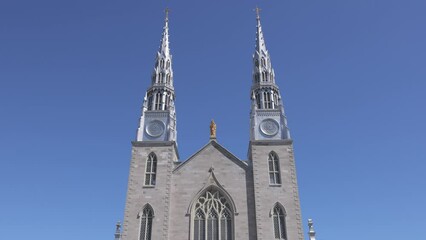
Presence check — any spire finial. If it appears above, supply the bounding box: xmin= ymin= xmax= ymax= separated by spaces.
xmin=255 ymin=6 xmax=261 ymax=20
xmin=165 ymin=7 xmax=170 ymax=22
xmin=210 ymin=119 xmax=217 ymax=139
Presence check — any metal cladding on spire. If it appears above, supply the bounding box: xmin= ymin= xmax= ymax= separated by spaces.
xmin=252 ymin=7 xmax=276 ymax=86
xmin=250 ymin=8 xmax=291 ymax=140
xmin=136 ymin=9 xmax=177 ymax=142
xmin=152 ymin=8 xmax=174 ymax=88
xmin=159 ymin=8 xmax=171 ymax=58
xmin=255 ymin=7 xmax=267 ymax=55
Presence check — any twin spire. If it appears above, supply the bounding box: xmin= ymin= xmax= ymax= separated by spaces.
xmin=137 ymin=8 xmax=290 ymax=142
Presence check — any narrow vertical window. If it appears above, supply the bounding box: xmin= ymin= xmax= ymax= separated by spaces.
xmin=144 ymin=153 xmax=157 ymax=186
xmin=272 ymin=205 xmax=287 ymax=240
xmin=263 ymin=92 xmax=272 ymax=109
xmin=268 ymin=152 xmax=281 ymax=185
xmin=139 ymin=205 xmax=154 ymax=240
xmin=256 ymin=93 xmax=261 ymax=109
xmin=154 ymin=92 xmax=162 ymax=110
xmin=147 ymin=96 xmax=153 ymax=111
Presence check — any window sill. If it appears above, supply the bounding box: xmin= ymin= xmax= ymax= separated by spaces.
xmin=269 ymin=184 xmax=282 ymax=187
xmin=143 ymin=185 xmax=155 ymax=188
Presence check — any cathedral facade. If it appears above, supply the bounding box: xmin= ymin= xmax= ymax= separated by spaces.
xmin=117 ymin=10 xmax=316 ymax=240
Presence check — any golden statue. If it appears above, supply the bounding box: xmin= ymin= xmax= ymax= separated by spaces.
xmin=210 ymin=119 xmax=216 ymax=138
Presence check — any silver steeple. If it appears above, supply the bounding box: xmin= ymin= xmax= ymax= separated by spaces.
xmin=250 ymin=8 xmax=290 ymax=141
xmin=136 ymin=9 xmax=177 ymax=142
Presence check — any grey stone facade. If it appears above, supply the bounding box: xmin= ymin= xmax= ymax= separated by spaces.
xmin=120 ymin=139 xmax=304 ymax=240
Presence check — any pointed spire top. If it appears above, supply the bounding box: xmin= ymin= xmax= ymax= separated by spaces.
xmin=159 ymin=8 xmax=170 ymax=57
xmin=254 ymin=7 xmax=267 ymax=53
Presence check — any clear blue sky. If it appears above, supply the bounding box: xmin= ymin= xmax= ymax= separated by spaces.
xmin=1 ymin=0 xmax=425 ymax=239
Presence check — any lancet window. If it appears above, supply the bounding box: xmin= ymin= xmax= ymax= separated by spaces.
xmin=263 ymin=91 xmax=272 ymax=109
xmin=268 ymin=152 xmax=281 ymax=185
xmin=144 ymin=153 xmax=157 ymax=186
xmin=139 ymin=205 xmax=154 ymax=240
xmin=272 ymin=204 xmax=287 ymax=240
xmin=147 ymin=96 xmax=153 ymax=111
xmin=193 ymin=188 xmax=233 ymax=240
xmin=154 ymin=92 xmax=162 ymax=110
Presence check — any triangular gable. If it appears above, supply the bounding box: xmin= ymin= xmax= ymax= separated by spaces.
xmin=173 ymin=140 xmax=248 ymax=173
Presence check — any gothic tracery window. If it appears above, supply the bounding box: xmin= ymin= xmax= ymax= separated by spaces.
xmin=139 ymin=205 xmax=154 ymax=240
xmin=144 ymin=153 xmax=157 ymax=186
xmin=272 ymin=205 xmax=287 ymax=240
xmin=268 ymin=152 xmax=281 ymax=185
xmin=193 ymin=188 xmax=233 ymax=240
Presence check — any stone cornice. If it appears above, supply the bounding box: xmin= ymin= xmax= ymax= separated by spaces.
xmin=131 ymin=141 xmax=180 ymax=159
xmin=250 ymin=139 xmax=293 ymax=146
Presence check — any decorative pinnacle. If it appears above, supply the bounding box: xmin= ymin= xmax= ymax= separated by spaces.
xmin=210 ymin=119 xmax=217 ymax=139
xmin=308 ymin=219 xmax=316 ymax=234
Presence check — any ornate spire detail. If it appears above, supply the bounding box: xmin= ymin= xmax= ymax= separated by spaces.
xmin=136 ymin=9 xmax=177 ymax=142
xmin=250 ymin=9 xmax=290 ymax=140
xmin=152 ymin=8 xmax=173 ymax=87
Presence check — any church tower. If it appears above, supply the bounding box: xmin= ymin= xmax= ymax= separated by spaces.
xmin=248 ymin=8 xmax=304 ymax=240
xmin=121 ymin=10 xmax=179 ymax=240
xmin=136 ymin=9 xmax=177 ymax=142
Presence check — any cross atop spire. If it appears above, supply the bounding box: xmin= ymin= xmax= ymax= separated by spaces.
xmin=255 ymin=6 xmax=261 ymax=20
xmin=165 ymin=7 xmax=170 ymax=22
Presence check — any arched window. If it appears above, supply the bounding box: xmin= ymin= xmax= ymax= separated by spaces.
xmin=144 ymin=153 xmax=157 ymax=186
xmin=263 ymin=92 xmax=272 ymax=109
xmin=147 ymin=96 xmax=153 ymax=111
xmin=139 ymin=205 xmax=154 ymax=240
xmin=272 ymin=204 xmax=287 ymax=240
xmin=166 ymin=73 xmax=171 ymax=84
xmin=193 ymin=188 xmax=233 ymax=240
xmin=268 ymin=152 xmax=281 ymax=185
xmin=154 ymin=92 xmax=162 ymax=110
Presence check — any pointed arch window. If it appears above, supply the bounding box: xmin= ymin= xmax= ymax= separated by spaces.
xmin=144 ymin=153 xmax=157 ymax=186
xmin=263 ymin=91 xmax=272 ymax=109
xmin=255 ymin=92 xmax=262 ymax=109
xmin=272 ymin=205 xmax=287 ymax=240
xmin=193 ymin=188 xmax=233 ymax=240
xmin=147 ymin=96 xmax=153 ymax=111
xmin=154 ymin=92 xmax=162 ymax=110
xmin=139 ymin=205 xmax=154 ymax=240
xmin=268 ymin=152 xmax=281 ymax=185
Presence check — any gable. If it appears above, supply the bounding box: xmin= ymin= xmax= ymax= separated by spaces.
xmin=173 ymin=140 xmax=248 ymax=173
